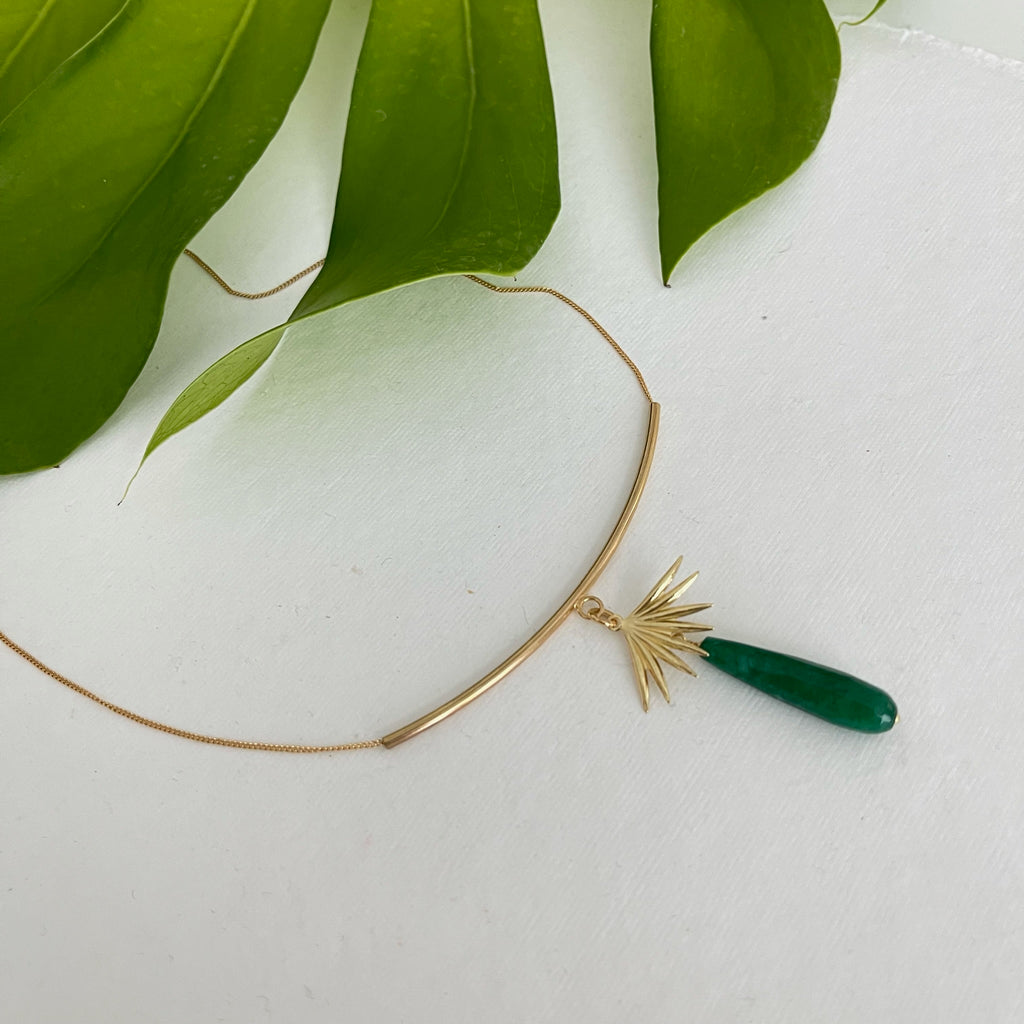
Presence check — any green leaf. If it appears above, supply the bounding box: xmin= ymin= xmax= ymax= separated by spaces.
xmin=651 ymin=0 xmax=841 ymax=282
xmin=0 ymin=0 xmax=332 ymax=475
xmin=0 ymin=1 xmax=126 ymax=123
xmin=294 ymin=0 xmax=559 ymax=315
xmin=128 ymin=325 xmax=286 ymax=492
xmin=139 ymin=0 xmax=559 ymax=472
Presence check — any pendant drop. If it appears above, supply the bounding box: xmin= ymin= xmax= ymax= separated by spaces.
xmin=576 ymin=558 xmax=898 ymax=733
xmin=700 ymin=637 xmax=897 ymax=733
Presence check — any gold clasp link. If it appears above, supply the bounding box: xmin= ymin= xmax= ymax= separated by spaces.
xmin=574 ymin=595 xmax=622 ymax=631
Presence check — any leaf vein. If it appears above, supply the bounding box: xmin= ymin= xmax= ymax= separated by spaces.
xmin=426 ymin=0 xmax=477 ymax=236
xmin=0 ymin=0 xmax=60 ymax=81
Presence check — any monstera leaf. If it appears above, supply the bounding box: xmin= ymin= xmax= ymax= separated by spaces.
xmin=0 ymin=0 xmax=332 ymax=474
xmin=138 ymin=0 xmax=559 ymax=470
xmin=651 ymin=0 xmax=842 ymax=282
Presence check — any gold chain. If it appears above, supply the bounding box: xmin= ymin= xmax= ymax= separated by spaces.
xmin=180 ymin=250 xmax=652 ymax=401
xmin=0 ymin=630 xmax=382 ymax=752
xmin=182 ymin=248 xmax=325 ymax=299
xmin=461 ymin=275 xmax=652 ymax=402
xmin=3 ymin=253 xmax=654 ymax=752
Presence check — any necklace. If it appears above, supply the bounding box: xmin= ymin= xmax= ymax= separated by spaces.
xmin=1 ymin=258 xmax=898 ymax=751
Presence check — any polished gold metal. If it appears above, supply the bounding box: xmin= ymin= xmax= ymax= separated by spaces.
xmin=2 ymin=258 xmax=662 ymax=752
xmin=380 ymin=402 xmax=660 ymax=747
xmin=2 ymin=404 xmax=658 ymax=752
xmin=577 ymin=557 xmax=713 ymax=711
xmin=574 ymin=596 xmax=622 ymax=631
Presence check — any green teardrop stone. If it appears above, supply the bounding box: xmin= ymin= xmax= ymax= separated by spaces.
xmin=700 ymin=636 xmax=897 ymax=733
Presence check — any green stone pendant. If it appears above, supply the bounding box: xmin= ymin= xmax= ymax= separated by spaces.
xmin=575 ymin=557 xmax=897 ymax=733
xmin=701 ymin=636 xmax=897 ymax=733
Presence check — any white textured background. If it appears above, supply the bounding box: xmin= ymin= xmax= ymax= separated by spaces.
xmin=2 ymin=2 xmax=1023 ymax=1021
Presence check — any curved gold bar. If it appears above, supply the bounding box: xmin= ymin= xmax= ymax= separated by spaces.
xmin=381 ymin=403 xmax=660 ymax=748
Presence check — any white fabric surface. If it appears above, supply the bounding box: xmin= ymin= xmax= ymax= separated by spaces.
xmin=2 ymin=3 xmax=1022 ymax=1021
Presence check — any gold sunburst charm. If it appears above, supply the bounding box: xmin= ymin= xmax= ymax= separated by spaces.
xmin=575 ymin=557 xmax=713 ymax=711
